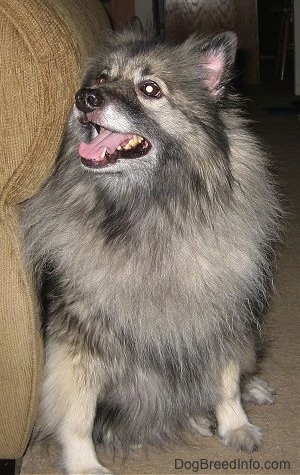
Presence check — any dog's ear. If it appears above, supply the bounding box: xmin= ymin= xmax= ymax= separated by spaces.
xmin=193 ymin=32 xmax=237 ymax=96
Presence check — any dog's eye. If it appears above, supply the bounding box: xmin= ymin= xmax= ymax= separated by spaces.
xmin=139 ymin=80 xmax=161 ymax=98
xmin=97 ymin=70 xmax=108 ymax=84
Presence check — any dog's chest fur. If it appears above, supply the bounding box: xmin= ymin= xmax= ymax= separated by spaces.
xmin=46 ymin=185 xmax=255 ymax=343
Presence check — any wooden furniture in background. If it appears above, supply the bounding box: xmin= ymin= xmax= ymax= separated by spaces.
xmin=110 ymin=0 xmax=135 ymax=29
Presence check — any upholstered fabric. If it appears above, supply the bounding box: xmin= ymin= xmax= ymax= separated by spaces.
xmin=0 ymin=0 xmax=110 ymax=458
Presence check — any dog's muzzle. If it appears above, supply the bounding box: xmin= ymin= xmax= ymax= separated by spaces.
xmin=75 ymin=87 xmax=152 ymax=169
xmin=75 ymin=88 xmax=104 ymax=113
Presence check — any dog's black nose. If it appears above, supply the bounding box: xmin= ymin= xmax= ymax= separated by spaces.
xmin=75 ymin=88 xmax=104 ymax=113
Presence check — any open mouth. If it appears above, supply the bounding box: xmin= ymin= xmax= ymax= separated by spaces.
xmin=79 ymin=120 xmax=151 ymax=169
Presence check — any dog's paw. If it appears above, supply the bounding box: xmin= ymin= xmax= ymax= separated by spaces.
xmin=189 ymin=415 xmax=216 ymax=437
xmin=242 ymin=376 xmax=276 ymax=405
xmin=222 ymin=423 xmax=262 ymax=453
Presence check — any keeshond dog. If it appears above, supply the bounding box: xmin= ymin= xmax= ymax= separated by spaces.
xmin=22 ymin=26 xmax=281 ymax=475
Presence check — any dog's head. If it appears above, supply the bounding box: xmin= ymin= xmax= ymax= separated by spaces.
xmin=74 ymin=28 xmax=237 ymax=175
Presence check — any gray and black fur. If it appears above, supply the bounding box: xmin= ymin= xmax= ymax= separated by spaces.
xmin=21 ymin=27 xmax=281 ymax=474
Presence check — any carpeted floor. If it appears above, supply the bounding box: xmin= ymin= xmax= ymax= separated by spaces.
xmin=20 ymin=85 xmax=300 ymax=475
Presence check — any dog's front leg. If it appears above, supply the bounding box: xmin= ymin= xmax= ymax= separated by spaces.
xmin=216 ymin=360 xmax=262 ymax=453
xmin=38 ymin=341 xmax=112 ymax=475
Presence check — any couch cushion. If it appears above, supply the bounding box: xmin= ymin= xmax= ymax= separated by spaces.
xmin=0 ymin=207 xmax=44 ymax=458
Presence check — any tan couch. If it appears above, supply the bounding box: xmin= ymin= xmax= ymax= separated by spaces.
xmin=0 ymin=0 xmax=110 ymax=460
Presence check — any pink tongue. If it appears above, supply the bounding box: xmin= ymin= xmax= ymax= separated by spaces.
xmin=79 ymin=129 xmax=133 ymax=161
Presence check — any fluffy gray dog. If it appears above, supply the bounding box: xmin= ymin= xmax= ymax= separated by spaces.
xmin=22 ymin=26 xmax=281 ymax=475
